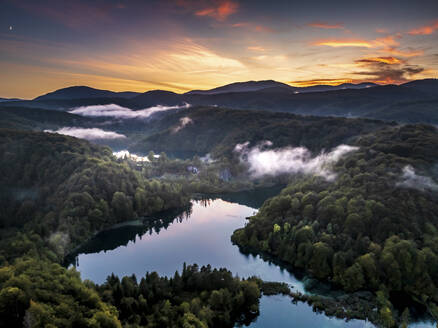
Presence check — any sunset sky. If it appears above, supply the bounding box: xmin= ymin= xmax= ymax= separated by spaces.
xmin=1 ymin=0 xmax=438 ymax=99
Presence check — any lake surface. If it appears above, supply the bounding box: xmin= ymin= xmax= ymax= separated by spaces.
xmin=69 ymin=189 xmax=432 ymax=327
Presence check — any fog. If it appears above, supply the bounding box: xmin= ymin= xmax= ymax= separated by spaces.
xmin=69 ymin=103 xmax=190 ymax=119
xmin=234 ymin=141 xmax=358 ymax=180
xmin=113 ymin=150 xmax=150 ymax=162
xmin=397 ymin=165 xmax=438 ymax=192
xmin=45 ymin=127 xmax=126 ymax=140
xmin=172 ymin=116 xmax=193 ymax=133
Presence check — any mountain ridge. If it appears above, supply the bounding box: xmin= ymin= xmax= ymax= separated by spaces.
xmin=30 ymin=79 xmax=438 ymax=102
xmin=34 ymin=85 xmax=141 ymax=101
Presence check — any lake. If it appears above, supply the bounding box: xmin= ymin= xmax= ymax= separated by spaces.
xmin=68 ymin=189 xmax=433 ymax=327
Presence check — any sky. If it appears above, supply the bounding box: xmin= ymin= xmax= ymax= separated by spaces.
xmin=1 ymin=0 xmax=438 ymax=99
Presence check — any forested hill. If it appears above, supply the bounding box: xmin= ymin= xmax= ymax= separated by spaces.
xmin=130 ymin=106 xmax=392 ymax=156
xmin=0 ymin=128 xmax=273 ymax=327
xmin=0 ymin=129 xmax=190 ymax=262
xmin=232 ymin=124 xmax=438 ymax=326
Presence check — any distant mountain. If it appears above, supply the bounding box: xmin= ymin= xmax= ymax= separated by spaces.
xmin=34 ymin=86 xmax=140 ymax=101
xmin=131 ymin=90 xmax=185 ymax=107
xmin=186 ymin=80 xmax=295 ymax=95
xmin=21 ymin=79 xmax=438 ymax=124
xmin=116 ymin=91 xmax=142 ymax=98
xmin=294 ymin=82 xmax=377 ymax=93
xmin=186 ymin=80 xmax=378 ymax=95
xmin=0 ymin=97 xmax=22 ymax=102
xmin=401 ymin=79 xmax=438 ymax=96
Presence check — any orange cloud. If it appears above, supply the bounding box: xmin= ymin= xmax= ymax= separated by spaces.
xmin=247 ymin=46 xmax=266 ymax=52
xmin=408 ymin=20 xmax=438 ymax=35
xmin=314 ymin=34 xmax=402 ymax=49
xmin=289 ymin=78 xmax=353 ymax=87
xmin=356 ymin=56 xmax=402 ymax=65
xmin=373 ymin=77 xmax=398 ymax=84
xmin=374 ymin=35 xmax=400 ymax=47
xmin=313 ymin=34 xmax=423 ymax=60
xmin=314 ymin=39 xmax=374 ymax=48
xmin=232 ymin=22 xmax=274 ymax=33
xmin=195 ymin=1 xmax=238 ymax=21
xmin=382 ymin=48 xmax=424 ymax=58
xmin=308 ymin=21 xmax=344 ymax=29
xmin=376 ymin=28 xmax=388 ymax=33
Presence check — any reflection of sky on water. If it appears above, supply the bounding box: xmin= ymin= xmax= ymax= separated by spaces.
xmin=247 ymin=295 xmax=375 ymax=328
xmin=73 ymin=197 xmax=435 ymax=328
xmin=75 ymin=199 xmax=304 ymax=292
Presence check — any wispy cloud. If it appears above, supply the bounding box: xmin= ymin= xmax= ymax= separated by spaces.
xmin=168 ymin=40 xmax=244 ymax=71
xmin=382 ymin=48 xmax=424 ymax=58
xmin=69 ymin=103 xmax=190 ymax=119
xmin=408 ymin=20 xmax=438 ymax=35
xmin=374 ymin=35 xmax=401 ymax=47
xmin=234 ymin=141 xmax=358 ymax=180
xmin=194 ymin=0 xmax=238 ymax=21
xmin=307 ymin=21 xmax=344 ymax=29
xmin=356 ymin=56 xmax=403 ymax=65
xmin=314 ymin=35 xmax=400 ymax=49
xmin=313 ymin=34 xmax=424 ymax=64
xmin=376 ymin=28 xmax=388 ymax=34
xmin=45 ymin=127 xmax=126 ymax=140
xmin=247 ymin=46 xmax=266 ymax=52
xmin=397 ymin=165 xmax=438 ymax=191
xmin=314 ymin=39 xmax=375 ymax=48
xmin=354 ymin=57 xmax=423 ymax=84
xmin=231 ymin=22 xmax=274 ymax=33
xmin=288 ymin=78 xmax=353 ymax=87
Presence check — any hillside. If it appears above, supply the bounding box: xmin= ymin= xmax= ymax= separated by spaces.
xmin=129 ymin=106 xmax=391 ymax=156
xmin=232 ymin=124 xmax=438 ymax=325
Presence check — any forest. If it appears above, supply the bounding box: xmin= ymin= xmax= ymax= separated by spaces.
xmin=1 ymin=105 xmax=438 ymax=327
xmin=232 ymin=124 xmax=438 ymax=326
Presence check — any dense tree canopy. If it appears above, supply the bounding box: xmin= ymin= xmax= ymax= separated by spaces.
xmin=232 ymin=124 xmax=438 ymax=326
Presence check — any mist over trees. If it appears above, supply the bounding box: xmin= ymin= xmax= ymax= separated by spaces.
xmin=232 ymin=124 xmax=438 ymax=326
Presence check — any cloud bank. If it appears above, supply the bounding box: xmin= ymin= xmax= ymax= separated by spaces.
xmin=172 ymin=116 xmax=193 ymax=133
xmin=396 ymin=165 xmax=438 ymax=192
xmin=69 ymin=103 xmax=190 ymax=119
xmin=45 ymin=127 xmax=126 ymax=140
xmin=234 ymin=141 xmax=358 ymax=180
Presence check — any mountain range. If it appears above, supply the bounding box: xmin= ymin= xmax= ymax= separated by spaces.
xmin=32 ymin=80 xmax=380 ymax=100
xmin=1 ymin=79 xmax=437 ymax=124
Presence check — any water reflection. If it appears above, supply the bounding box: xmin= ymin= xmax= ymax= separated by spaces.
xmin=67 ymin=191 xmax=433 ymax=328
xmin=246 ymin=295 xmax=374 ymax=328
xmin=65 ymin=205 xmax=193 ymax=264
xmin=69 ymin=197 xmax=304 ymax=292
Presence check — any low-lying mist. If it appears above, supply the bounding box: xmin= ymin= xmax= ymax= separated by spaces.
xmin=45 ymin=127 xmax=127 ymax=140
xmin=69 ymin=103 xmax=190 ymax=119
xmin=113 ymin=150 xmax=152 ymax=162
xmin=172 ymin=116 xmax=193 ymax=133
xmin=397 ymin=165 xmax=438 ymax=192
xmin=234 ymin=141 xmax=359 ymax=180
